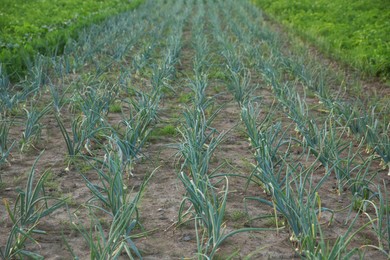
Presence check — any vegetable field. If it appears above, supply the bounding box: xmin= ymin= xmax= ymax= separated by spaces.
xmin=0 ymin=0 xmax=143 ymax=79
xmin=1 ymin=0 xmax=389 ymax=259
xmin=252 ymin=0 xmax=390 ymax=78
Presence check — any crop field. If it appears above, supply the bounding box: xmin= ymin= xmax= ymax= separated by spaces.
xmin=0 ymin=0 xmax=389 ymax=259
xmin=252 ymin=0 xmax=390 ymax=78
xmin=0 ymin=0 xmax=143 ymax=78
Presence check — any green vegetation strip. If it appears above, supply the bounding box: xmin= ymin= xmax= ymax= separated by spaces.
xmin=0 ymin=0 xmax=143 ymax=77
xmin=252 ymin=0 xmax=390 ymax=78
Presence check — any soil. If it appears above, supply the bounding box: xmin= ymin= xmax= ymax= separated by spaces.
xmin=0 ymin=0 xmax=389 ymax=259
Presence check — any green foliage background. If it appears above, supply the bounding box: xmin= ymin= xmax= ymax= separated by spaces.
xmin=0 ymin=0 xmax=143 ymax=78
xmin=252 ymin=0 xmax=390 ymax=78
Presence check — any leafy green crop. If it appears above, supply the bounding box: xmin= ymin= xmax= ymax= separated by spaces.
xmin=252 ymin=0 xmax=390 ymax=78
xmin=0 ymin=0 xmax=143 ymax=79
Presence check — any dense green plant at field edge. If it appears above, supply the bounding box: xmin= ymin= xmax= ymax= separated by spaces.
xmin=252 ymin=0 xmax=390 ymax=78
xmin=0 ymin=0 xmax=144 ymax=79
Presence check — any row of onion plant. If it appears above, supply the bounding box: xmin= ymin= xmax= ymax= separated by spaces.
xmin=211 ymin=0 xmax=389 ymax=257
xmin=234 ymin=0 xmax=390 ymax=178
xmin=177 ymin=3 xmax=271 ymax=258
xmin=69 ymin=1 xmax=191 ymax=258
xmin=0 ymin=0 xmax=190 ymax=258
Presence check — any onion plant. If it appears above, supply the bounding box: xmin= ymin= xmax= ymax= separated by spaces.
xmin=178 ymin=173 xmax=229 ymax=257
xmin=178 ymin=109 xmax=225 ymax=185
xmin=240 ymin=102 xmax=291 ymax=187
xmin=55 ymin=113 xmax=104 ymax=160
xmin=0 ymin=64 xmax=10 ymax=89
xmin=131 ymin=43 xmax=156 ymax=73
xmin=378 ymin=183 xmax=390 ymax=252
xmin=241 ymin=102 xmax=333 ymax=253
xmin=81 ymin=151 xmax=133 ymax=217
xmin=75 ymin=206 xmax=142 ymax=259
xmin=81 ymin=89 xmax=160 ymax=214
xmin=208 ymin=3 xmax=227 ymax=49
xmin=226 ymin=68 xmax=255 ymax=107
xmin=76 ymin=151 xmax=154 ymax=258
xmin=20 ymin=104 xmax=51 ymax=152
xmin=0 ymin=120 xmax=15 ymax=171
xmin=127 ymin=90 xmax=160 ymax=134
xmin=128 ymin=17 xmax=166 ymax=73
xmin=79 ymin=86 xmax=115 ymax=128
xmin=110 ymin=90 xmax=160 ymax=173
xmin=188 ymin=75 xmax=209 ymax=111
xmin=149 ymin=28 xmax=184 ymax=91
xmin=4 ymin=152 xmax=65 ymax=226
xmin=178 ymin=105 xmax=264 ymax=258
xmin=48 ymin=83 xmax=65 ymax=114
xmin=48 ymin=80 xmax=71 ymax=114
xmin=72 ymin=179 xmax=150 ymax=259
xmin=221 ymin=46 xmax=244 ymax=75
xmin=333 ymin=102 xmax=390 ymax=175
xmin=366 ymin=121 xmax=390 ymax=176
xmin=49 ymin=54 xmax=73 ymax=78
xmin=103 ymin=71 xmax=162 ymax=178
xmin=1 ymin=152 xmax=64 ymax=259
xmin=0 ymin=222 xmax=43 ymax=260
xmin=24 ymin=54 xmax=48 ymax=91
xmin=150 ymin=64 xmax=165 ymax=91
xmin=277 ymin=90 xmax=361 ymax=192
xmin=246 ymin=161 xmax=333 ymax=254
xmin=192 ymin=2 xmax=209 ymax=76
xmin=360 ymin=194 xmax=389 ymax=256
xmin=0 ymin=85 xmax=37 ymax=117
xmin=303 ymin=208 xmax=374 ymax=259
xmin=55 ymin=82 xmax=116 ymax=160
xmin=108 ymin=133 xmax=139 ymax=178
xmin=133 ymin=2 xmax=188 ymax=91
xmin=180 ymin=173 xmax=267 ymax=259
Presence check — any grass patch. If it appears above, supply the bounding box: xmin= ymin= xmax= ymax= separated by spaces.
xmin=150 ymin=124 xmax=177 ymax=139
xmin=109 ymin=102 xmax=122 ymax=113
xmin=178 ymin=92 xmax=193 ymax=103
